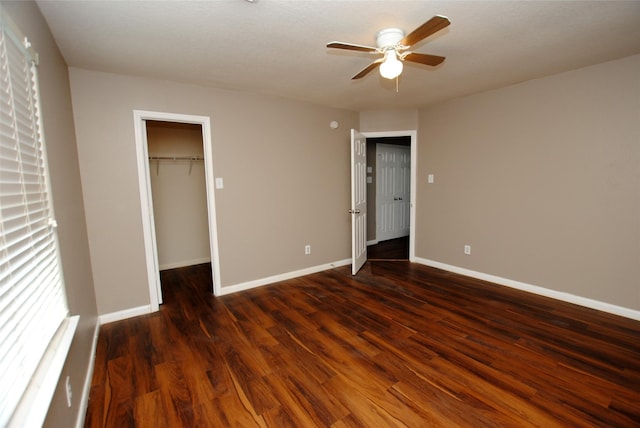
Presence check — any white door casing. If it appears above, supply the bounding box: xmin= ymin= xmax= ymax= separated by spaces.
xmin=134 ymin=110 xmax=223 ymax=310
xmin=350 ymin=129 xmax=367 ymax=275
xmin=134 ymin=118 xmax=163 ymax=307
xmin=361 ymin=130 xmax=417 ymax=261
xmin=377 ymin=144 xmax=410 ymax=242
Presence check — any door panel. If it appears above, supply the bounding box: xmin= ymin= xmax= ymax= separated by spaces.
xmin=377 ymin=149 xmax=395 ymax=240
xmin=397 ymin=148 xmax=411 ymax=236
xmin=376 ymin=144 xmax=410 ymax=241
xmin=351 ymin=129 xmax=367 ymax=275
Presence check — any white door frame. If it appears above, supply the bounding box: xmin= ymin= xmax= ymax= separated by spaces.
xmin=133 ymin=110 xmax=223 ymax=311
xmin=362 ymin=130 xmax=417 ymax=261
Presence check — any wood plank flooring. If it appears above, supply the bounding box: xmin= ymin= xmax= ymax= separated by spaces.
xmin=84 ymin=262 xmax=640 ymax=427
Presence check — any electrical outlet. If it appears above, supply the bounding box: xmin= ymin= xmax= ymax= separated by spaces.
xmin=464 ymin=245 xmax=471 ymax=255
xmin=304 ymin=245 xmax=311 ymax=255
xmin=65 ymin=376 xmax=72 ymax=407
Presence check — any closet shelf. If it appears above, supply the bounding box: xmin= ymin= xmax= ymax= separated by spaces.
xmin=149 ymin=155 xmax=204 ymax=175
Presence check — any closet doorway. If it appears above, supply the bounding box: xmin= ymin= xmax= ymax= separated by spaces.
xmin=134 ymin=111 xmax=222 ymax=312
xmin=147 ymin=120 xmax=210 ymax=276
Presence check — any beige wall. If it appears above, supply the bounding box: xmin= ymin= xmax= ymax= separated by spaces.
xmin=416 ymin=54 xmax=640 ymax=311
xmin=0 ymin=2 xmax=99 ymax=427
xmin=147 ymin=122 xmax=210 ymax=269
xmin=68 ymin=68 xmax=358 ymax=315
xmin=360 ymin=108 xmax=418 ymax=132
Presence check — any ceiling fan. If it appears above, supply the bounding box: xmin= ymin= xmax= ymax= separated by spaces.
xmin=327 ymin=15 xmax=450 ymax=80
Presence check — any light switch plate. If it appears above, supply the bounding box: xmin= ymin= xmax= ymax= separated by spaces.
xmin=215 ymin=177 xmax=224 ymax=189
xmin=428 ymin=174 xmax=434 ymax=184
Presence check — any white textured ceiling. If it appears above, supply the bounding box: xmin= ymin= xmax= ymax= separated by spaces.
xmin=36 ymin=0 xmax=640 ymax=111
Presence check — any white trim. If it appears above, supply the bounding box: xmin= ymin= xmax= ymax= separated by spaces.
xmin=99 ymin=305 xmax=152 ymax=325
xmin=8 ymin=316 xmax=79 ymax=428
xmin=133 ymin=110 xmax=223 ymax=309
xmin=159 ymin=257 xmax=211 ymax=271
xmin=74 ymin=321 xmax=100 ymax=428
xmin=367 ymin=239 xmax=379 ymax=246
xmin=414 ymin=257 xmax=640 ymax=321
xmin=218 ymin=259 xmax=352 ymax=296
xmin=361 ymin=130 xmax=417 ymax=261
xmin=133 ymin=113 xmax=161 ymax=310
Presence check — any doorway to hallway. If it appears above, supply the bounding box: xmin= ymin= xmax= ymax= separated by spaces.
xmin=366 ymin=134 xmax=413 ymax=261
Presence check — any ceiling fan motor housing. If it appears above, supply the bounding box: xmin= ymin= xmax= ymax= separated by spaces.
xmin=375 ymin=28 xmax=405 ymax=49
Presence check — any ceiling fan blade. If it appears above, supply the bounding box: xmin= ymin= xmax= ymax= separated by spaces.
xmin=403 ymin=52 xmax=446 ymax=66
xmin=327 ymin=42 xmax=378 ymax=53
xmin=400 ymin=15 xmax=450 ymax=47
xmin=351 ymin=59 xmax=384 ymax=80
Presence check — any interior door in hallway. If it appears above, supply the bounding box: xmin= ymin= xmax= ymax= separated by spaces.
xmin=376 ymin=143 xmax=410 ymax=242
xmin=350 ymin=129 xmax=367 ymax=275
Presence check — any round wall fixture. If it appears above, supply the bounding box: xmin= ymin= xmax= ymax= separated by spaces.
xmin=330 ymin=121 xmax=339 ymax=129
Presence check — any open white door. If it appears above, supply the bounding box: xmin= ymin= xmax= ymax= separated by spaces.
xmin=350 ymin=129 xmax=367 ymax=275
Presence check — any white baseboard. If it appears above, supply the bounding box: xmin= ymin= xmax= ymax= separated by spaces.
xmin=99 ymin=257 xmax=639 ymax=322
xmin=98 ymin=259 xmax=353 ymax=320
xmin=367 ymin=239 xmax=379 ymax=246
xmin=75 ymin=321 xmax=100 ymax=428
xmin=99 ymin=304 xmax=152 ymax=325
xmin=413 ymin=257 xmax=640 ymax=321
xmin=159 ymin=257 xmax=211 ymax=271
xmin=218 ymin=258 xmax=352 ymax=296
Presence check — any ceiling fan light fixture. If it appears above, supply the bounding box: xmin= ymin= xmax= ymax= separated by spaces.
xmin=327 ymin=16 xmax=450 ymax=81
xmin=379 ymin=50 xmax=403 ymax=79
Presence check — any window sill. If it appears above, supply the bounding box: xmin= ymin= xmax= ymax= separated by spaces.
xmin=8 ymin=315 xmax=80 ymax=427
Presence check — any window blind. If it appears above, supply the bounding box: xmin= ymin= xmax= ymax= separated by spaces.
xmin=0 ymin=18 xmax=70 ymax=426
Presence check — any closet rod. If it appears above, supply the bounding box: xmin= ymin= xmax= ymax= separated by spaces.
xmin=148 ymin=155 xmax=204 ymax=161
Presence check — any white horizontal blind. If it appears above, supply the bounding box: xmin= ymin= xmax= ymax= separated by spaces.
xmin=0 ymin=20 xmax=69 ymax=425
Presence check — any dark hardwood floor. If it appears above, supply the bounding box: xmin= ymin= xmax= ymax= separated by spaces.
xmin=367 ymin=236 xmax=409 ymax=261
xmin=85 ymin=262 xmax=640 ymax=427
